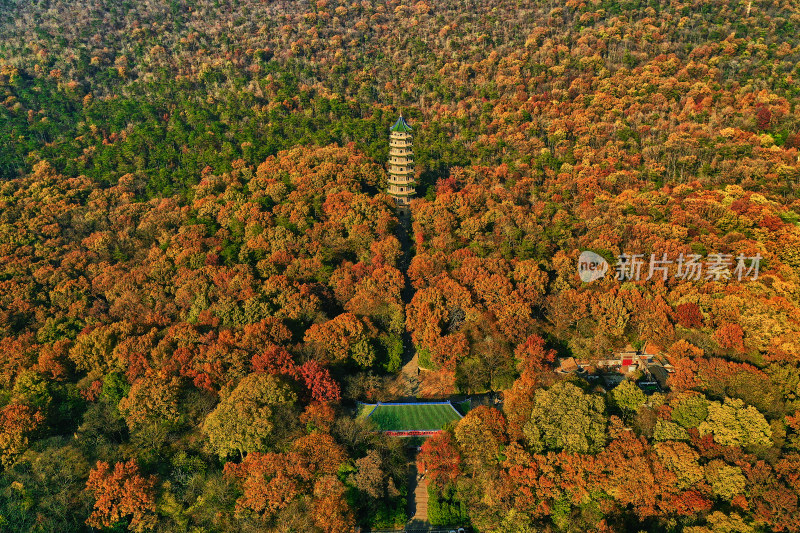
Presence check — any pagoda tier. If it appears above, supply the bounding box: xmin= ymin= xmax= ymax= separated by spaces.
xmin=388 ymin=116 xmax=415 ymax=206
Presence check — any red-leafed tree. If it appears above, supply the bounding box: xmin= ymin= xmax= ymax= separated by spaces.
xmin=674 ymin=302 xmax=704 ymax=328
xmin=252 ymin=344 xmax=297 ymax=376
xmin=714 ymin=323 xmax=746 ymax=353
xmin=297 ymin=360 xmax=341 ymax=402
xmin=417 ymin=431 xmax=462 ymax=489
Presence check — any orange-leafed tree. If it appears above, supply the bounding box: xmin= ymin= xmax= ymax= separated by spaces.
xmin=312 ymin=475 xmax=356 ymax=533
xmin=300 ymin=402 xmax=336 ymax=432
xmin=291 ymin=432 xmax=347 ymax=476
xmin=85 ymin=459 xmax=157 ymax=532
xmin=304 ymin=312 xmax=377 ymax=367
xmin=224 ymin=451 xmax=310 ymax=517
xmin=515 ymin=334 xmax=557 ymax=376
xmin=0 ymin=403 xmax=44 ymax=467
xmin=454 ymin=406 xmax=509 ymax=472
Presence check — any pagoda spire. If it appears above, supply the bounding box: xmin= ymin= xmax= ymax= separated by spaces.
xmin=387 ymin=115 xmax=415 ymax=207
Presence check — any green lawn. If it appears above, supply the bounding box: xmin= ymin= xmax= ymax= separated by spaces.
xmin=357 ymin=403 xmax=377 ymax=419
xmin=361 ymin=402 xmax=463 ymax=431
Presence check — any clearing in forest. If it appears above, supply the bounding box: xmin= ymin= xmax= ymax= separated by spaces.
xmin=357 ymin=401 xmax=464 ymax=434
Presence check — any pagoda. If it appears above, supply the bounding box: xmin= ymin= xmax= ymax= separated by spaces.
xmin=387 ymin=115 xmax=415 ymax=207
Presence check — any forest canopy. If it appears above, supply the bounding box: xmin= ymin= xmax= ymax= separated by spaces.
xmin=1 ymin=0 xmax=800 ymax=531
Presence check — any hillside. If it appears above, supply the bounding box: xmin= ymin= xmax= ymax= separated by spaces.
xmin=1 ymin=0 xmax=800 ymax=532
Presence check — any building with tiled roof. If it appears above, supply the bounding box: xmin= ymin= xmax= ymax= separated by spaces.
xmin=387 ymin=115 xmax=415 ymax=207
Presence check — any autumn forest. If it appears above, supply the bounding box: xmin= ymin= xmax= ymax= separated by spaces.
xmin=1 ymin=0 xmax=800 ymax=531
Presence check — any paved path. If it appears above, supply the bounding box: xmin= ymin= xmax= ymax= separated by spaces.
xmin=394 ymin=204 xmax=430 ymax=528
xmin=399 ymin=352 xmax=420 ymax=398
xmin=395 ymin=209 xmax=420 ymax=399
xmin=406 ymin=459 xmax=430 ymax=529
